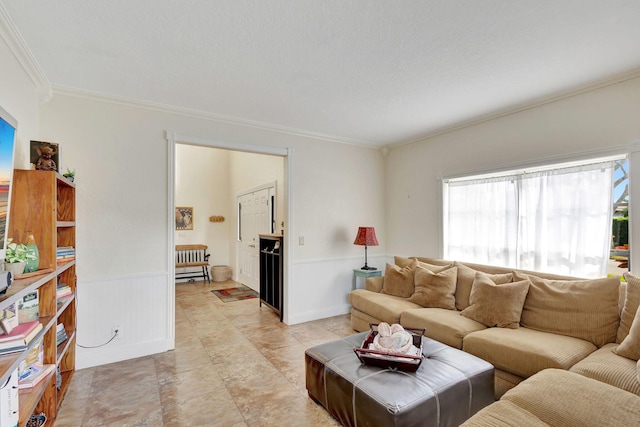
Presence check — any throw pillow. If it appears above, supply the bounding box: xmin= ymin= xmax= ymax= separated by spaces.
xmin=515 ymin=272 xmax=620 ymax=347
xmin=619 ymin=273 xmax=640 ymax=343
xmin=460 ymin=272 xmax=530 ymax=329
xmin=454 ymin=262 xmax=513 ymax=311
xmin=381 ymin=259 xmax=418 ymax=298
xmin=394 ymin=256 xmax=452 ymax=272
xmin=409 ymin=265 xmax=458 ymax=310
xmin=614 ymin=306 xmax=640 ymax=361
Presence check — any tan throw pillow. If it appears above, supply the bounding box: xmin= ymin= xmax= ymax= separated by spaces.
xmin=460 ymin=272 xmax=530 ymax=329
xmin=614 ymin=306 xmax=640 ymax=361
xmin=515 ymin=272 xmax=620 ymax=347
xmin=381 ymin=259 xmax=418 ymax=298
xmin=394 ymin=256 xmax=451 ymax=272
xmin=409 ymin=265 xmax=458 ymax=310
xmin=619 ymin=273 xmax=640 ymax=343
xmin=454 ymin=262 xmax=513 ymax=311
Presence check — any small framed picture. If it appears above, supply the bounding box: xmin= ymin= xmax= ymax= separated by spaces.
xmin=30 ymin=140 xmax=59 ymax=172
xmin=175 ymin=207 xmax=194 ymax=230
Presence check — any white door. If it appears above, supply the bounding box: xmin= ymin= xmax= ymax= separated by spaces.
xmin=237 ymin=186 xmax=274 ymax=290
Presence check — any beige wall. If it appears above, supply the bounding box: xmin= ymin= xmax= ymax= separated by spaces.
xmin=175 ymin=144 xmax=232 ymax=267
xmin=35 ymin=90 xmax=385 ymax=365
xmin=0 ymin=34 xmax=41 ymax=168
xmin=386 ymin=76 xmax=640 ymax=258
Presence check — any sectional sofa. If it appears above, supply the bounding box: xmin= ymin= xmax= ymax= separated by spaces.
xmin=348 ymin=256 xmax=640 ymax=405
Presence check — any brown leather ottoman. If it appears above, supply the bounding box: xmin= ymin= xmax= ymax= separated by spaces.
xmin=305 ymin=332 xmax=494 ymax=427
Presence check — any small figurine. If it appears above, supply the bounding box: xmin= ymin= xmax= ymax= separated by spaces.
xmin=35 ymin=144 xmax=57 ymax=171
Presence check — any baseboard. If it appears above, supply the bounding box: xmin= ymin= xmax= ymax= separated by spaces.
xmin=76 ymin=338 xmax=171 ymax=370
xmin=286 ymin=303 xmax=351 ymax=325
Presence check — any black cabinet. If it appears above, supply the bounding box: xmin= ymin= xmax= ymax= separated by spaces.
xmin=259 ymin=234 xmax=283 ymax=321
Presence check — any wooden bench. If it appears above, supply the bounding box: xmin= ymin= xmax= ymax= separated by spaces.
xmin=175 ymin=244 xmax=211 ymax=283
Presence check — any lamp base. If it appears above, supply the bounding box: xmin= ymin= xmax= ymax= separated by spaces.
xmin=361 ymin=265 xmax=377 ymax=271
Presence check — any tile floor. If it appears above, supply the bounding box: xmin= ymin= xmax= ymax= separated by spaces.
xmin=55 ymin=279 xmax=354 ymax=426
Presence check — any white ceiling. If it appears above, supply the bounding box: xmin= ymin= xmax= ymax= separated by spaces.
xmin=3 ymin=1 xmax=640 ymax=148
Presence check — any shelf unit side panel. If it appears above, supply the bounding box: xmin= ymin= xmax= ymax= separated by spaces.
xmin=9 ymin=170 xmax=57 ymax=271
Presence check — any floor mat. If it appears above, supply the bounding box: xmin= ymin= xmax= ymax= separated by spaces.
xmin=211 ymin=285 xmax=259 ymax=302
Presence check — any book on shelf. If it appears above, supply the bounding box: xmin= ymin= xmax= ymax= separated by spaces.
xmin=0 ymin=302 xmax=18 ymax=333
xmin=18 ymin=338 xmax=43 ymax=381
xmin=18 ymin=290 xmax=39 ymax=323
xmin=0 ymin=369 xmax=18 ymax=427
xmin=0 ymin=325 xmax=42 ymax=354
xmin=18 ymin=364 xmax=55 ymax=389
xmin=56 ymin=323 xmax=68 ymax=346
xmin=0 ymin=320 xmax=41 ymax=342
xmin=0 ymin=321 xmax=42 ymax=352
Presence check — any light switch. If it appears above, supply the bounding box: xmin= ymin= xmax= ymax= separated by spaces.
xmin=299 ymin=236 xmax=305 ymax=245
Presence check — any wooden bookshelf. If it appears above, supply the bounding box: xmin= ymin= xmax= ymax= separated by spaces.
xmin=0 ymin=170 xmax=76 ymax=426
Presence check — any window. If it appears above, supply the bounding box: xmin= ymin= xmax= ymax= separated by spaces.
xmin=443 ymin=157 xmax=623 ymax=278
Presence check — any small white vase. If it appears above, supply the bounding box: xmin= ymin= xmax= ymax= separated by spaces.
xmin=4 ymin=261 xmax=26 ymax=278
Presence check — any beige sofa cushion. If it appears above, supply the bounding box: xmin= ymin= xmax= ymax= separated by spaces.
xmin=619 ymin=272 xmax=640 ymax=343
xmin=460 ymin=400 xmax=549 ymax=427
xmin=463 ymin=327 xmax=596 ymax=378
xmin=349 ymin=289 xmax=421 ymax=325
xmin=614 ymin=306 xmax=640 ymax=361
xmin=515 ymin=272 xmax=620 ymax=347
xmin=638 ymin=359 xmax=640 ymax=384
xmin=401 ymin=307 xmax=486 ymax=349
xmin=408 ymin=265 xmax=457 ymax=309
xmin=460 ymin=273 xmax=530 ymax=329
xmin=499 ymin=369 xmax=640 ymax=426
xmin=454 ymin=262 xmax=512 ymax=311
xmin=381 ymin=260 xmax=418 ymax=297
xmin=570 ymin=343 xmax=640 ymax=396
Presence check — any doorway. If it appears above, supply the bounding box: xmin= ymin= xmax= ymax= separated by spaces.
xmin=166 ymin=131 xmax=291 ymax=349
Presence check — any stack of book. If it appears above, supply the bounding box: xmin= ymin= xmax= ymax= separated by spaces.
xmin=18 ymin=364 xmax=55 ymax=389
xmin=56 ymin=323 xmax=68 ymax=346
xmin=18 ymin=337 xmax=43 ymax=382
xmin=56 ymin=246 xmax=75 ymax=263
xmin=56 ymin=283 xmax=72 ymax=299
xmin=0 ymin=320 xmax=42 ymax=355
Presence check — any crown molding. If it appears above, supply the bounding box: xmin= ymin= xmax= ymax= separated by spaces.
xmin=51 ymin=85 xmax=383 ymax=149
xmin=0 ymin=3 xmax=51 ymax=103
xmin=385 ymin=68 xmax=640 ymax=151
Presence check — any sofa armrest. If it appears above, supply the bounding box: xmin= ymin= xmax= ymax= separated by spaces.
xmin=365 ymin=276 xmax=384 ymax=293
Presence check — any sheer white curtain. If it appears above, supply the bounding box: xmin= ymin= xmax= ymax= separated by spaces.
xmin=444 ymin=161 xmax=615 ymax=277
xmin=518 ymin=162 xmax=614 ymax=277
xmin=446 ymin=176 xmax=518 ymax=267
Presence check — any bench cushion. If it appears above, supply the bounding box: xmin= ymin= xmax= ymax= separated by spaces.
xmin=463 ymin=327 xmax=596 ymax=378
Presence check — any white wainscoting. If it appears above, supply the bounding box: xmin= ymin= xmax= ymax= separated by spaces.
xmin=287 ymin=255 xmax=390 ymax=325
xmin=76 ymin=272 xmax=171 ymax=369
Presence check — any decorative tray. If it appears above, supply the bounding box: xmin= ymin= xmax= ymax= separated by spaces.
xmin=353 ymin=323 xmax=425 ymax=372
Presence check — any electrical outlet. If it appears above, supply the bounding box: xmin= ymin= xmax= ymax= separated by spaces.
xmin=111 ymin=325 xmax=121 ymax=339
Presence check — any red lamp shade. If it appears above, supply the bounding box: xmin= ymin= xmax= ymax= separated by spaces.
xmin=353 ymin=227 xmax=379 ymax=246
xmin=354 ymin=227 xmax=378 ymax=270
